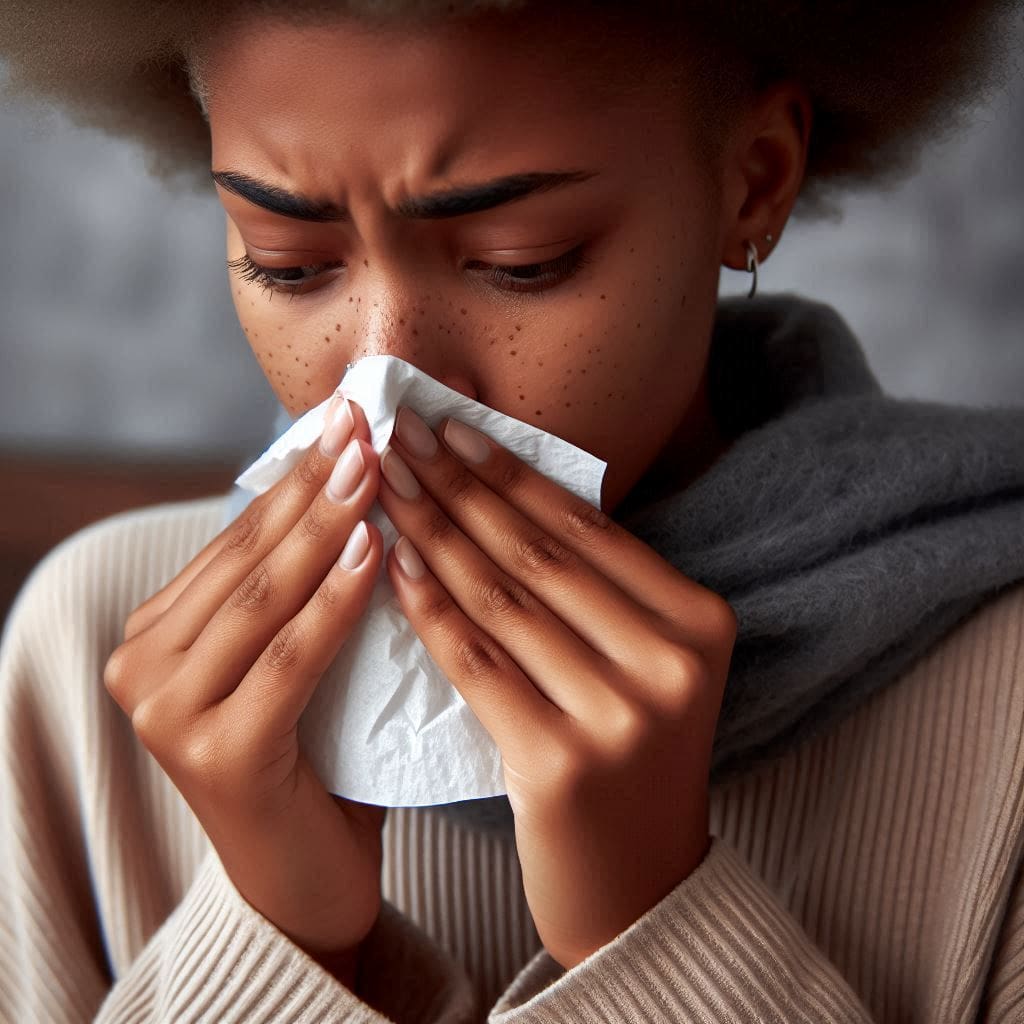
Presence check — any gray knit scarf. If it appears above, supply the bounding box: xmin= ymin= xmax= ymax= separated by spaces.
xmin=440 ymin=293 xmax=1024 ymax=833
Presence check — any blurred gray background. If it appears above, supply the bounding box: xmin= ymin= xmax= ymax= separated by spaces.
xmin=0 ymin=52 xmax=1022 ymax=464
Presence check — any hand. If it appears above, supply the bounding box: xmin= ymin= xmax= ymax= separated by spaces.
xmin=378 ymin=407 xmax=737 ymax=970
xmin=103 ymin=397 xmax=387 ymax=982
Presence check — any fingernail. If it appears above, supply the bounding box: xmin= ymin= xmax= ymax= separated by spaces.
xmin=394 ymin=536 xmax=426 ymax=579
xmin=320 ymin=396 xmax=354 ymax=458
xmin=395 ymin=407 xmax=438 ymax=459
xmin=443 ymin=419 xmax=490 ymax=464
xmin=381 ymin=448 xmax=420 ymax=500
xmin=326 ymin=439 xmax=365 ymax=503
xmin=339 ymin=521 xmax=371 ymax=570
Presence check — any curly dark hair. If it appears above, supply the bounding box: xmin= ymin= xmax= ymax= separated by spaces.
xmin=0 ymin=1 xmax=1019 ymax=213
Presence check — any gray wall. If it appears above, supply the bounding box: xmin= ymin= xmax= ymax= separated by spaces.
xmin=1 ymin=56 xmax=1022 ymax=465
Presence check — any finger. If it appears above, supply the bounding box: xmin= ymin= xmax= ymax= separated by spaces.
xmin=124 ymin=531 xmax=228 ymax=640
xmin=378 ymin=446 xmax=618 ymax=721
xmin=435 ymin=415 xmax=725 ymax=631
xmin=221 ymin=519 xmax=384 ymax=741
xmin=127 ymin=393 xmax=366 ymax=638
xmin=386 ymin=534 xmax=563 ymax=761
xmin=177 ymin=438 xmax=380 ymax=708
xmin=386 ymin=409 xmax=684 ymax=668
xmin=157 ymin=397 xmax=371 ymax=649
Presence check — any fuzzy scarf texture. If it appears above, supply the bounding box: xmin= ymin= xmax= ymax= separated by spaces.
xmin=440 ymin=294 xmax=1024 ymax=833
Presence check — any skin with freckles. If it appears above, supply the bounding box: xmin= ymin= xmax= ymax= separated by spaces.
xmin=205 ymin=6 xmax=808 ymax=510
xmin=105 ymin=4 xmax=811 ymax=994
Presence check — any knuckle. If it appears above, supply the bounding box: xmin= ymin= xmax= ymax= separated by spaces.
xmin=450 ymin=632 xmax=506 ymax=681
xmin=177 ymin=728 xmax=227 ymax=780
xmin=231 ymin=565 xmax=275 ymax=612
xmin=441 ymin=461 xmax=477 ymax=506
xmin=543 ymin=742 xmax=589 ymax=800
xmin=652 ymin=646 xmax=711 ymax=716
xmin=123 ymin=603 xmax=153 ymax=641
xmin=602 ymin=700 xmax=654 ymax=753
xmin=102 ymin=644 xmax=133 ymax=702
xmin=423 ymin=507 xmax=454 ymax=546
xmin=262 ymin=623 xmax=303 ymax=675
xmin=313 ymin=577 xmax=342 ymax=612
xmin=707 ymin=595 xmax=739 ymax=642
xmin=129 ymin=693 xmax=178 ymax=750
xmin=658 ymin=644 xmax=708 ymax=689
xmin=298 ymin=502 xmax=330 ymax=543
xmin=294 ymin=448 xmax=326 ymax=489
xmin=498 ymin=458 xmax=528 ymax=494
xmin=476 ymin=575 xmax=532 ymax=618
xmin=421 ymin=588 xmax=458 ymax=624
xmin=514 ymin=532 xmax=573 ymax=577
xmin=560 ymin=500 xmax=613 ymax=546
xmin=225 ymin=506 xmax=264 ymax=558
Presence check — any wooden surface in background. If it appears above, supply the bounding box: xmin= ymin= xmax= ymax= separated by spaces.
xmin=0 ymin=451 xmax=239 ymax=625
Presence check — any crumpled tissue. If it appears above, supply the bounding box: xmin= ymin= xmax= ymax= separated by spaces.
xmin=235 ymin=355 xmax=607 ymax=807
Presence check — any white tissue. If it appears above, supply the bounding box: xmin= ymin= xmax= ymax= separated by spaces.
xmin=235 ymin=355 xmax=607 ymax=806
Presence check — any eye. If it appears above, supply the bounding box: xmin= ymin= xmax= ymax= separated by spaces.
xmin=227 ymin=253 xmax=345 ymax=297
xmin=466 ymin=245 xmax=589 ymax=295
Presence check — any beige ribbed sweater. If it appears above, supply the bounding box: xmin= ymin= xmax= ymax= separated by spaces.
xmin=1 ymin=496 xmax=1022 ymax=1023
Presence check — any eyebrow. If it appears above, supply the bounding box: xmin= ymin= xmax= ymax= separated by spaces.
xmin=210 ymin=169 xmax=597 ymax=222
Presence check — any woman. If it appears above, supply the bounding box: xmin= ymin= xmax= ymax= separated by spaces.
xmin=1 ymin=2 xmax=1023 ymax=1021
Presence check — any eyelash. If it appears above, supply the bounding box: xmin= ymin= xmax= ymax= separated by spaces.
xmin=226 ymin=246 xmax=589 ymax=299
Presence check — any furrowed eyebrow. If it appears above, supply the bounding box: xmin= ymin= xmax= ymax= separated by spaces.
xmin=394 ymin=170 xmax=596 ymax=218
xmin=212 ymin=171 xmax=347 ymax=222
xmin=211 ymin=169 xmax=597 ymax=222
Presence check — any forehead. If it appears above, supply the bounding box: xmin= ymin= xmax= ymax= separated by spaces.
xmin=202 ymin=9 xmax=689 ymax=190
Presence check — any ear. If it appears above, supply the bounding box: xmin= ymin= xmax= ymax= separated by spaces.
xmin=719 ymin=82 xmax=812 ymax=272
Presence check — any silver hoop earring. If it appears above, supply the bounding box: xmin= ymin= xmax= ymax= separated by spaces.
xmin=745 ymin=241 xmax=759 ymax=299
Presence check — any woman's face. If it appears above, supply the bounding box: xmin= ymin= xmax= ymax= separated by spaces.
xmin=204 ymin=8 xmax=736 ymax=510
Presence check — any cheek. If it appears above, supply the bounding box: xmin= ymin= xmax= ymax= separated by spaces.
xmin=232 ymin=287 xmax=354 ymax=417
xmin=515 ymin=257 xmax=703 ymax=453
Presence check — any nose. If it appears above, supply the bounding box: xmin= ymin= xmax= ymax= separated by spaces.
xmin=438 ymin=374 xmax=478 ymax=401
xmin=350 ymin=281 xmax=480 ymax=401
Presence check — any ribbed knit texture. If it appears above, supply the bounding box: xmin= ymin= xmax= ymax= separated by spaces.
xmin=1 ymin=496 xmax=1023 ymax=1022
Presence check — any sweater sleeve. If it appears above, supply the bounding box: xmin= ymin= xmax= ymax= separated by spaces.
xmin=487 ymin=838 xmax=875 ymax=1023
xmin=0 ymin=512 xmax=476 ymax=1024
xmin=91 ymin=851 xmax=476 ymax=1024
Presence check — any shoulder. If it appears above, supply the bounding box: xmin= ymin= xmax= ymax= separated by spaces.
xmin=946 ymin=579 xmax=1024 ymax=674
xmin=944 ymin=579 xmax=1024 ymax=707
xmin=2 ymin=496 xmax=228 ymax=664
